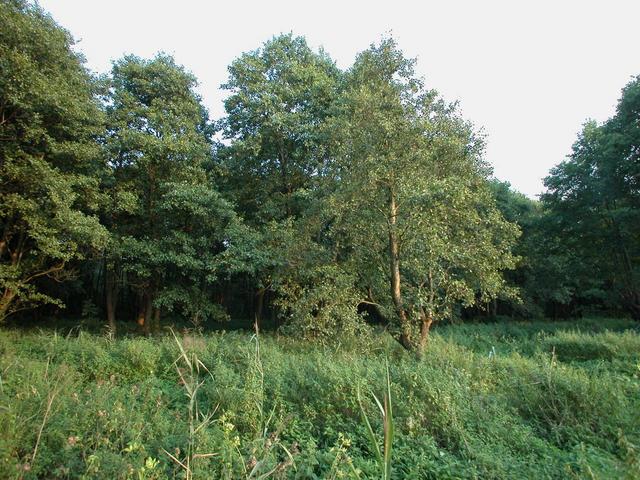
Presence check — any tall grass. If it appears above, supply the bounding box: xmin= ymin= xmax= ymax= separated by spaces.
xmin=0 ymin=317 xmax=637 ymax=478
xmin=357 ymin=360 xmax=393 ymax=480
xmin=164 ymin=329 xmax=217 ymax=479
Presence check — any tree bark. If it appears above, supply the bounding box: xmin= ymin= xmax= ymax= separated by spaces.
xmin=143 ymin=292 xmax=153 ymax=335
xmin=279 ymin=141 xmax=292 ymax=217
xmin=105 ymin=267 xmax=118 ymax=333
xmin=606 ymin=207 xmax=639 ymax=320
xmin=622 ymin=289 xmax=640 ymax=322
xmin=417 ymin=310 xmax=433 ymax=357
xmin=152 ymin=306 xmax=161 ymax=332
xmin=255 ymin=287 xmax=265 ymax=330
xmin=387 ymin=188 xmax=413 ymax=350
xmin=486 ymin=298 xmax=498 ymax=317
xmin=136 ymin=291 xmax=146 ymax=329
xmin=0 ymin=289 xmax=16 ymax=321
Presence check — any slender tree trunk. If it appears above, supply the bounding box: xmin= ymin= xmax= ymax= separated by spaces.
xmin=143 ymin=292 xmax=153 ymax=335
xmin=605 ymin=207 xmax=639 ymax=320
xmin=270 ymin=293 xmax=278 ymax=330
xmin=486 ymin=298 xmax=497 ymax=317
xmin=387 ymin=189 xmax=413 ymax=350
xmin=136 ymin=292 xmax=146 ymax=329
xmin=152 ymin=306 xmax=161 ymax=332
xmin=105 ymin=267 xmax=117 ymax=333
xmin=255 ymin=287 xmax=265 ymax=330
xmin=0 ymin=289 xmax=16 ymax=321
xmin=105 ymin=288 xmax=116 ymax=332
xmin=0 ymin=216 xmax=14 ymax=259
xmin=279 ymin=142 xmax=292 ymax=217
xmin=622 ymin=289 xmax=640 ymax=321
xmin=0 ymin=229 xmax=25 ymax=320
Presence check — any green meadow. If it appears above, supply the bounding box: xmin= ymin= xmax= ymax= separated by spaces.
xmin=1 ymin=319 xmax=638 ymax=479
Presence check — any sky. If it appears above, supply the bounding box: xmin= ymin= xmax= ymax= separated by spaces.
xmin=39 ymin=0 xmax=640 ymax=198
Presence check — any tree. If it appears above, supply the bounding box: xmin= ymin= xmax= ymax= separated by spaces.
xmin=104 ymin=54 xmax=238 ymax=330
xmin=330 ymin=39 xmax=518 ymax=352
xmin=488 ymin=181 xmax=584 ymax=319
xmin=488 ymin=181 xmax=542 ymax=317
xmin=0 ymin=0 xmax=108 ymax=320
xmin=219 ymin=34 xmax=342 ymax=327
xmin=220 ymin=33 xmax=340 ymax=223
xmin=543 ymin=76 xmax=640 ymax=320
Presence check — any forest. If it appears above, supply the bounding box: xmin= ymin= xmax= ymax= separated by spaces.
xmin=0 ymin=1 xmax=639 ymax=479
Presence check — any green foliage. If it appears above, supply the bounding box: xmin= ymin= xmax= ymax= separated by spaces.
xmin=0 ymin=0 xmax=108 ymax=320
xmin=217 ymin=34 xmax=349 ymax=336
xmin=543 ymin=76 xmax=640 ymax=320
xmin=3 ymin=8 xmax=640 ymax=477
xmin=488 ymin=180 xmax=586 ymax=318
xmin=357 ymin=360 xmax=394 ymax=479
xmin=277 ymin=265 xmax=368 ymax=342
xmin=103 ymin=54 xmax=249 ymax=328
xmin=220 ymin=33 xmax=340 ymax=223
xmin=0 ymin=319 xmax=638 ymax=478
xmin=0 ymin=9 xmax=526 ymax=337
xmin=328 ymin=38 xmax=519 ymax=348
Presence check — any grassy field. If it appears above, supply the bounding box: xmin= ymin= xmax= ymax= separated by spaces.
xmin=0 ymin=318 xmax=639 ymax=479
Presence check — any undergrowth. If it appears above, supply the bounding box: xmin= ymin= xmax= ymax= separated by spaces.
xmin=0 ymin=318 xmax=638 ymax=479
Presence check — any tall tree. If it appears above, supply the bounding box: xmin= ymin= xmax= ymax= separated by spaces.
xmin=219 ymin=34 xmax=342 ymax=325
xmin=221 ymin=33 xmax=340 ymax=222
xmin=543 ymin=76 xmax=640 ymax=320
xmin=105 ymin=54 xmax=238 ymax=330
xmin=330 ymin=39 xmax=518 ymax=352
xmin=0 ymin=0 xmax=108 ymax=320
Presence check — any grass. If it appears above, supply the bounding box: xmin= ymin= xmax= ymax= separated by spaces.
xmin=0 ymin=317 xmax=638 ymax=479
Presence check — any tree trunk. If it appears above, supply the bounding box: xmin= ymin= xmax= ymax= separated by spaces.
xmin=105 ymin=267 xmax=117 ymax=333
xmin=143 ymin=292 xmax=153 ymax=335
xmin=417 ymin=310 xmax=433 ymax=357
xmin=152 ymin=306 xmax=161 ymax=332
xmin=387 ymin=189 xmax=413 ymax=350
xmin=0 ymin=230 xmax=25 ymax=321
xmin=0 ymin=289 xmax=16 ymax=321
xmin=255 ymin=287 xmax=265 ymax=330
xmin=607 ymin=210 xmax=639 ymax=321
xmin=105 ymin=289 xmax=116 ymax=333
xmin=279 ymin=142 xmax=292 ymax=217
xmin=486 ymin=298 xmax=497 ymax=317
xmin=622 ymin=289 xmax=640 ymax=322
xmin=136 ymin=292 xmax=146 ymax=329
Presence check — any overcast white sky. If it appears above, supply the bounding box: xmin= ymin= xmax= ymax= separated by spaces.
xmin=39 ymin=0 xmax=640 ymax=197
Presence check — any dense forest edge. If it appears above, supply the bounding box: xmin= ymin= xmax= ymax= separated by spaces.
xmin=1 ymin=1 xmax=640 ymax=478
xmin=1 ymin=1 xmax=639 ymax=343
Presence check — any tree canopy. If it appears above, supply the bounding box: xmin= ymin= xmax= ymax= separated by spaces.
xmin=0 ymin=0 xmax=107 ymax=320
xmin=542 ymin=76 xmax=640 ymax=320
xmin=327 ymin=39 xmax=518 ymax=351
xmin=2 ymin=1 xmax=638 ymax=345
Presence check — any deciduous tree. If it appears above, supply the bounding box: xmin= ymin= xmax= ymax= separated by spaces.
xmin=330 ymin=39 xmax=518 ymax=352
xmin=543 ymin=76 xmax=640 ymax=320
xmin=104 ymin=54 xmax=238 ymax=330
xmin=0 ymin=0 xmax=107 ymax=320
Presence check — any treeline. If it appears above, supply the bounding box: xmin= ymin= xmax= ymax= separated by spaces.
xmin=1 ymin=1 xmax=638 ymax=350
